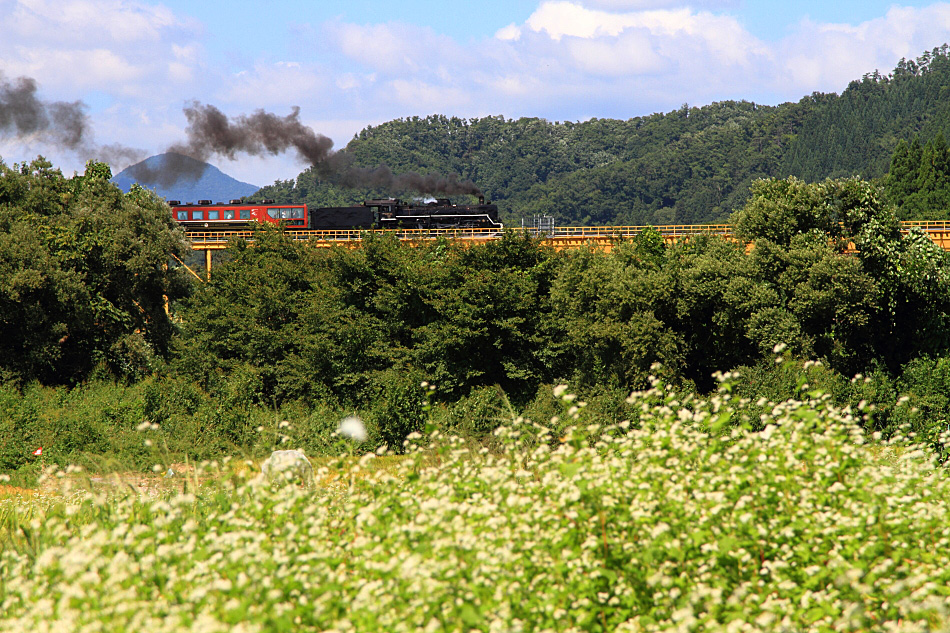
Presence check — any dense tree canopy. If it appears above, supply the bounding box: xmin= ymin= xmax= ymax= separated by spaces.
xmin=733 ymin=176 xmax=950 ymax=372
xmin=168 ymin=176 xmax=950 ymax=407
xmin=6 ymin=155 xmax=950 ymax=460
xmin=884 ymin=133 xmax=950 ymax=219
xmin=0 ymin=158 xmax=190 ymax=384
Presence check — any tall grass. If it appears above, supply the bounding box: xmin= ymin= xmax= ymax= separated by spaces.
xmin=2 ymin=377 xmax=950 ymax=631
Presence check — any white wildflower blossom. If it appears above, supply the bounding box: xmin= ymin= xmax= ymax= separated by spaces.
xmin=338 ymin=416 xmax=368 ymax=442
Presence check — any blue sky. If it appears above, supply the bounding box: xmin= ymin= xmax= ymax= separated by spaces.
xmin=3 ymin=0 xmax=950 ymax=186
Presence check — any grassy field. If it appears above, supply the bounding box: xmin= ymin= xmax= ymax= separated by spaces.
xmin=2 ymin=381 xmax=950 ymax=632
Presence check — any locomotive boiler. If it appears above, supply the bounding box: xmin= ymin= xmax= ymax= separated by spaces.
xmin=309 ymin=197 xmax=502 ymax=230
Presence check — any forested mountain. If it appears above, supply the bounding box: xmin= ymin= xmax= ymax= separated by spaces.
xmin=783 ymin=45 xmax=950 ymax=182
xmin=255 ymin=45 xmax=950 ymax=225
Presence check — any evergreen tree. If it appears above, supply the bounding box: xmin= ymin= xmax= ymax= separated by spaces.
xmin=887 ymin=138 xmax=920 ymax=203
xmin=886 ymin=133 xmax=950 ymax=220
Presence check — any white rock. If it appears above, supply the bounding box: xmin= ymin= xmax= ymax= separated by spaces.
xmin=261 ymin=449 xmax=314 ymax=487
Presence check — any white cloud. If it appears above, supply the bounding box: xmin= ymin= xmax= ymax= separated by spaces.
xmin=579 ymin=0 xmax=737 ymax=9
xmin=525 ymin=1 xmax=629 ymax=39
xmin=11 ymin=47 xmax=144 ymax=87
xmin=579 ymin=0 xmax=682 ymax=8
xmin=223 ymin=62 xmax=330 ymax=108
xmin=776 ymin=4 xmax=950 ymax=94
xmin=476 ymin=1 xmax=773 ymax=111
xmin=515 ymin=2 xmax=769 ymax=78
xmin=496 ymin=23 xmax=522 ymax=41
xmin=328 ymin=20 xmax=466 ymax=76
xmin=4 ymin=0 xmax=197 ymax=46
xmin=565 ymin=30 xmax=666 ymax=75
xmin=522 ymin=1 xmax=746 ymax=42
xmin=5 ymin=0 xmax=950 ymax=187
xmin=389 ymin=79 xmax=470 ymax=110
xmin=9 ymin=0 xmax=193 ymax=46
xmin=1 ymin=0 xmax=203 ymax=94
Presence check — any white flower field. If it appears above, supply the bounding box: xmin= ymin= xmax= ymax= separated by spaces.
xmin=2 ymin=380 xmax=950 ymax=632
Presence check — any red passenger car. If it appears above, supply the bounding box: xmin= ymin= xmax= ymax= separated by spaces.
xmin=168 ymin=199 xmax=308 ymax=230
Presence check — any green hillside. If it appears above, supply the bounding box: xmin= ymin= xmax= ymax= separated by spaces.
xmin=255 ymin=45 xmax=950 ymax=225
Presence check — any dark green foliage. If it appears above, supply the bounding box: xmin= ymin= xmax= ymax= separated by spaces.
xmin=438 ymin=385 xmax=513 ymax=443
xmin=733 ymin=176 xmax=950 ymax=373
xmin=730 ymin=358 xmax=850 ymax=427
xmin=783 ymin=46 xmax=950 ymax=183
xmin=733 ymin=177 xmax=843 ymax=246
xmin=172 ymin=175 xmax=950 ymax=448
xmin=884 ymin=134 xmax=950 ymax=219
xmin=366 ymin=368 xmax=428 ymax=453
xmin=546 ymin=243 xmax=684 ymax=390
xmin=0 ymin=158 xmax=190 ymax=384
xmin=411 ymin=231 xmax=553 ymax=401
xmin=891 ymin=357 xmax=950 ymax=456
xmin=0 ymin=380 xmax=154 ymax=478
xmin=173 ymin=229 xmax=558 ymax=408
xmin=15 ymin=45 xmax=950 ymax=468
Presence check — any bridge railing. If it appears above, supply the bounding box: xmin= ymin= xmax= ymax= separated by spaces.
xmin=899 ymin=220 xmax=950 ymax=232
xmin=186 ymin=227 xmax=507 ymax=244
xmin=186 ymin=224 xmax=736 ymax=245
xmin=185 ymin=221 xmax=950 ymax=249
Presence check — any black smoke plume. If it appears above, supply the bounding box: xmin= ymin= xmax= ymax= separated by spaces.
xmin=328 ymin=157 xmax=482 ymax=196
xmin=0 ymin=75 xmax=86 ymax=147
xmin=133 ymin=101 xmax=481 ymax=196
xmin=0 ymin=74 xmax=144 ymax=168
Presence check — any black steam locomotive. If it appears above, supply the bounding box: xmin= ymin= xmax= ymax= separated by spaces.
xmin=312 ymin=196 xmax=502 ymax=230
xmin=169 ymin=197 xmax=502 ymax=231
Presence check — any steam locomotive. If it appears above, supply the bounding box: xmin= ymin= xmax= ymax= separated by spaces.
xmin=168 ymin=197 xmax=503 ymax=231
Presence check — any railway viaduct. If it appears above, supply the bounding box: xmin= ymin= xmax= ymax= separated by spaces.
xmin=182 ymin=221 xmax=950 ymax=280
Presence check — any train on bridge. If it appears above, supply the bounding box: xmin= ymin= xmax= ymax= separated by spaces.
xmin=168 ymin=197 xmax=503 ymax=231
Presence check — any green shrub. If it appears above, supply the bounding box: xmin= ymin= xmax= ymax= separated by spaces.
xmin=891 ymin=356 xmax=950 ymax=457
xmin=365 ymin=368 xmax=428 ymax=453
xmin=442 ymin=385 xmax=514 ymax=442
